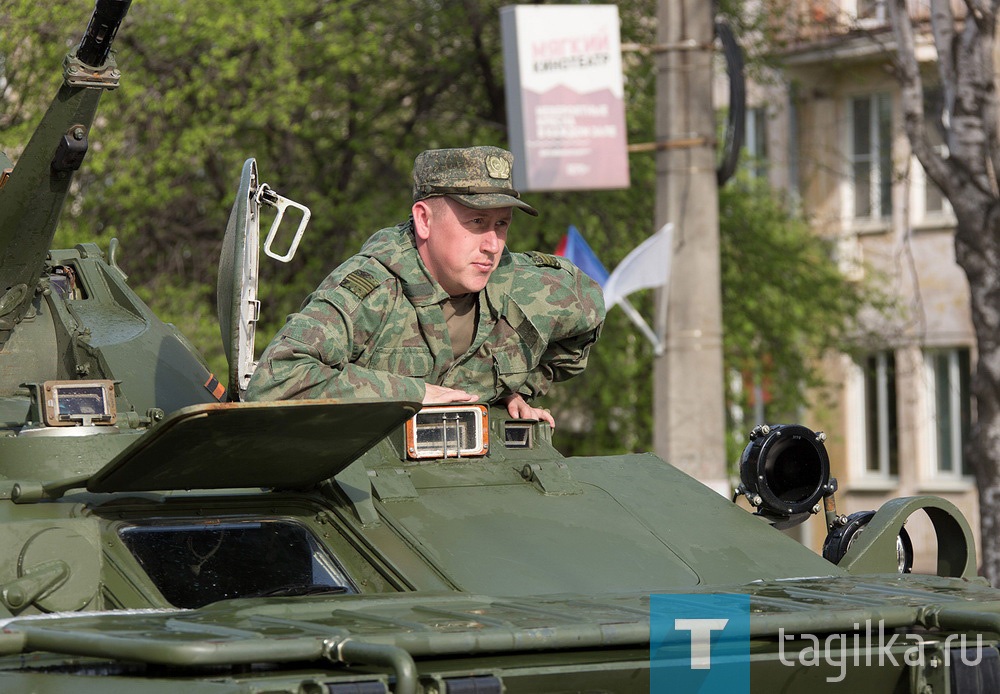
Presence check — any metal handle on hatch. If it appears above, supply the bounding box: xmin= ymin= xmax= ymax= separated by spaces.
xmin=256 ymin=184 xmax=311 ymax=263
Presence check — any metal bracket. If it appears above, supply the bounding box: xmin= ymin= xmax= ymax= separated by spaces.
xmin=63 ymin=50 xmax=121 ymax=89
xmin=256 ymin=184 xmax=311 ymax=263
xmin=52 ymin=126 xmax=89 ymax=172
xmin=247 ymin=298 xmax=260 ymax=322
xmin=626 ymin=136 xmax=712 ymax=154
xmin=838 ymin=496 xmax=978 ymax=578
xmin=620 ymin=40 xmax=715 ymax=54
xmin=369 ymin=468 xmax=418 ymax=501
xmin=520 ymin=461 xmax=580 ymax=496
xmin=108 ymin=238 xmax=128 ymax=280
xmin=331 ymin=463 xmax=380 ymax=526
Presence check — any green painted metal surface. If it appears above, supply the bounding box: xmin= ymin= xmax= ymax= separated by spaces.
xmin=375 ymin=452 xmax=842 ymax=595
xmin=87 ymin=399 xmax=419 ymax=492
xmin=0 ymin=3 xmax=998 ymax=691
xmin=0 ymin=88 xmax=102 ymax=335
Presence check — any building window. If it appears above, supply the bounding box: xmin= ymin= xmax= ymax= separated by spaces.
xmin=745 ymin=107 xmax=769 ymax=179
xmin=856 ymin=0 xmax=888 ymax=23
xmin=920 ymin=163 xmax=946 ymax=216
xmin=912 ymin=86 xmax=951 ymax=221
xmin=848 ymin=93 xmax=893 ymax=220
xmin=850 ymin=351 xmax=898 ymax=478
xmin=924 ymin=348 xmax=971 ymax=477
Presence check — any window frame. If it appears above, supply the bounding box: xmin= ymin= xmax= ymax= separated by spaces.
xmin=922 ymin=347 xmax=972 ymax=482
xmin=910 ymin=155 xmax=952 ymax=224
xmin=909 ymin=86 xmax=954 ymax=226
xmin=846 ymin=0 xmax=889 ymax=27
xmin=848 ymin=351 xmax=899 ymax=485
xmin=845 ymin=92 xmax=893 ymax=225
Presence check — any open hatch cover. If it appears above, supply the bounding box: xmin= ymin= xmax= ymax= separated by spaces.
xmin=87 ymin=399 xmax=420 ymax=493
xmin=217 ymin=158 xmax=259 ymax=400
xmin=217 ymin=158 xmax=311 ymax=401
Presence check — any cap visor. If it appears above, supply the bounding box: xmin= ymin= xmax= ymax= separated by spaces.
xmin=447 ymin=192 xmax=539 ymax=217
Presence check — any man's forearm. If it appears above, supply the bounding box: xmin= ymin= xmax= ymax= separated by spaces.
xmin=247 ymin=351 xmax=427 ymax=402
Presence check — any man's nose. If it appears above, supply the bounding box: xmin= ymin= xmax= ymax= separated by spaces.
xmin=481 ymin=231 xmax=501 ymax=254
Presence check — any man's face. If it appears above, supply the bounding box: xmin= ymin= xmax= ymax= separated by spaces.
xmin=413 ymin=197 xmax=512 ymax=296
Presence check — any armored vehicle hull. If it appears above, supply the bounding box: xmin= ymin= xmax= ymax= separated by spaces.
xmin=2 ymin=2 xmax=1000 ymax=692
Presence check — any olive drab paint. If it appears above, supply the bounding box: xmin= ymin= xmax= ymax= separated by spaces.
xmin=0 ymin=3 xmax=999 ymax=692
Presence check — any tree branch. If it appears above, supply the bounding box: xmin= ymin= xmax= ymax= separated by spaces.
xmin=929 ymin=0 xmax=956 ymax=124
xmin=890 ymin=0 xmax=955 ymax=197
xmin=975 ymin=13 xmax=1000 ymax=190
xmin=952 ymin=9 xmax=999 ymax=194
xmin=962 ymin=0 xmax=993 ymax=26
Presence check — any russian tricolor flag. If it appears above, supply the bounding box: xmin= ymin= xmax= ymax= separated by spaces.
xmin=553 ymin=223 xmax=673 ymax=354
xmin=554 ymin=225 xmax=609 ymax=287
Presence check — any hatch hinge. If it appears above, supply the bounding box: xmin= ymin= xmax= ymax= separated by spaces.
xmin=369 ymin=468 xmax=418 ymax=501
xmin=519 ymin=461 xmax=580 ymax=495
xmin=331 ymin=463 xmax=380 ymax=526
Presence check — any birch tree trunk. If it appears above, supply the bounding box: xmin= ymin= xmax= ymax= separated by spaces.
xmin=890 ymin=0 xmax=1000 ymax=584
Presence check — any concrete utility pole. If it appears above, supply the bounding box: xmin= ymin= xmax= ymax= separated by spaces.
xmin=652 ymin=0 xmax=728 ymax=491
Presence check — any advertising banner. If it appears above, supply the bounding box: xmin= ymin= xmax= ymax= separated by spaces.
xmin=501 ymin=4 xmax=630 ymax=191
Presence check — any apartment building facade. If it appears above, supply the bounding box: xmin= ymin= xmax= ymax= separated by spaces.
xmin=741 ymin=0 xmax=979 ymax=566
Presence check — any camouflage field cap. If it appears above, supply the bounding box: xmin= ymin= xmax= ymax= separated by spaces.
xmin=412 ymin=146 xmax=539 ymax=216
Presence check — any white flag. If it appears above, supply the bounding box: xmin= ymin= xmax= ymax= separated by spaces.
xmin=603 ymin=223 xmax=673 ymax=309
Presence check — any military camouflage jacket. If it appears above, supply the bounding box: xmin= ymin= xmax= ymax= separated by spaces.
xmin=245 ymin=221 xmax=605 ymax=403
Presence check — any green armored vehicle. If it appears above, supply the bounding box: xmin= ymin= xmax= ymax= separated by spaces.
xmin=1 ymin=2 xmax=1000 ymax=692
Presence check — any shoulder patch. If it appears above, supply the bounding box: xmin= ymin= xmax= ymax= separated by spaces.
xmin=340 ymin=270 xmax=380 ymax=300
xmin=525 ymin=251 xmax=563 ymax=269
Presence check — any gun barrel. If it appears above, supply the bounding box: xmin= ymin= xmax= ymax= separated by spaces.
xmin=77 ymin=0 xmax=133 ymax=67
xmin=0 ymin=0 xmax=134 ymax=343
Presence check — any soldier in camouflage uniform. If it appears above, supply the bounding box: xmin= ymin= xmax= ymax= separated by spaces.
xmin=245 ymin=146 xmax=605 ymax=427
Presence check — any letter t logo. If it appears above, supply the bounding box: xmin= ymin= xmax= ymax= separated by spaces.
xmin=674 ymin=618 xmax=729 ymax=669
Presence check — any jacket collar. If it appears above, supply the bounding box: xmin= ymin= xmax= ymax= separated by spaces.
xmin=361 ymin=220 xmax=513 ymax=312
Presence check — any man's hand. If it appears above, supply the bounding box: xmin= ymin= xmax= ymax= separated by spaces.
xmin=423 ymin=384 xmax=477 ymax=404
xmin=501 ymin=393 xmax=555 ymax=428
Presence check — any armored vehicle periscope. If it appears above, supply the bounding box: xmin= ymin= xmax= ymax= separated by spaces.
xmin=1 ymin=2 xmax=1000 ymax=692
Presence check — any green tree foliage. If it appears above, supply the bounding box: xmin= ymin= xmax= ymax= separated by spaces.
xmin=0 ymin=0 xmax=880 ymax=459
xmin=718 ymin=176 xmax=889 ymax=458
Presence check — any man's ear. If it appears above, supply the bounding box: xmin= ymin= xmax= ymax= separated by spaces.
xmin=412 ymin=200 xmax=433 ymax=241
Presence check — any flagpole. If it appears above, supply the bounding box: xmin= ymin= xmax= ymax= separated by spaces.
xmin=553 ymin=224 xmax=666 ymax=355
xmin=617 ymin=297 xmax=663 ymax=355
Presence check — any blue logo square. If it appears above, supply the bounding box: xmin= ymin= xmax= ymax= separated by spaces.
xmin=650 ymin=594 xmax=760 ymax=693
